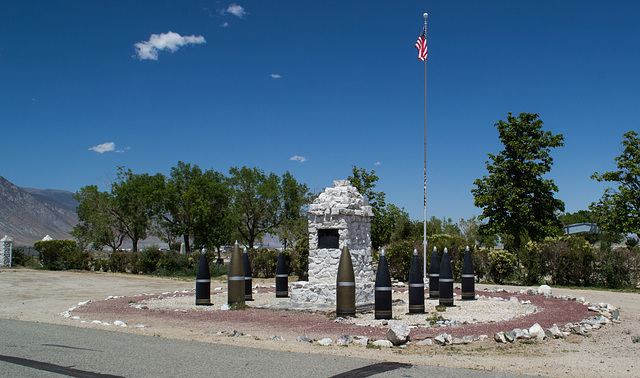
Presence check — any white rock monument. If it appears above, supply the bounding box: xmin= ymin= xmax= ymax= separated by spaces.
xmin=0 ymin=235 xmax=13 ymax=267
xmin=290 ymin=180 xmax=375 ymax=304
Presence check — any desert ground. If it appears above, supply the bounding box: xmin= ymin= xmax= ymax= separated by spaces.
xmin=1 ymin=268 xmax=638 ymax=377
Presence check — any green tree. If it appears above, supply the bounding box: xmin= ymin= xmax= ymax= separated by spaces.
xmin=158 ymin=162 xmax=232 ymax=253
xmin=275 ymin=172 xmax=310 ymax=251
xmin=229 ymin=166 xmax=301 ymax=249
xmin=472 ymin=113 xmax=565 ymax=252
xmin=191 ymin=169 xmax=233 ymax=252
xmin=458 ymin=216 xmax=498 ymax=248
xmin=72 ymin=185 xmax=126 ymax=251
xmin=558 ymin=209 xmax=597 ymax=225
xmin=348 ymin=166 xmax=389 ymax=249
xmin=111 ymin=168 xmax=165 ymax=252
xmin=428 ymin=216 xmax=461 ymax=237
xmin=387 ymin=204 xmax=418 ymax=243
xmin=590 ymin=131 xmax=640 ymax=240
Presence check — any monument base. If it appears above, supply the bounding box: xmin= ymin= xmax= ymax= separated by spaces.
xmin=290 ymin=281 xmax=375 ymax=305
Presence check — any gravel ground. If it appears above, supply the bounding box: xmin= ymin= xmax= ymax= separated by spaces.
xmin=1 ymin=268 xmax=639 ymax=377
xmin=131 ymin=288 xmax=539 ymax=330
xmin=68 ymin=286 xmax=592 ymax=341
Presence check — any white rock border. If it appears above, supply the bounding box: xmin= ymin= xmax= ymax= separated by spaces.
xmin=61 ymin=285 xmax=620 ymax=348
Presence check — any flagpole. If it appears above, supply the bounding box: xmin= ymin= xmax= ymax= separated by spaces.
xmin=422 ymin=12 xmax=428 ymax=283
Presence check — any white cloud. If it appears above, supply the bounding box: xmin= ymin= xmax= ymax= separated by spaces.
xmin=374 ymin=161 xmax=381 ymax=166
xmin=270 ymin=74 xmax=281 ymax=79
xmin=221 ymin=22 xmax=230 ymax=28
xmin=89 ymin=142 xmax=116 ymax=154
xmin=134 ymin=31 xmax=206 ymax=60
xmin=116 ymin=147 xmax=131 ymax=153
xmin=226 ymin=3 xmax=247 ymax=18
xmin=290 ymin=155 xmax=307 ymax=163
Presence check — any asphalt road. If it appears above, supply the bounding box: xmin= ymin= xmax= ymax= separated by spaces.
xmin=0 ymin=319 xmax=530 ymax=377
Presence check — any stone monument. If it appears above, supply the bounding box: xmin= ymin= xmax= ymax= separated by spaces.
xmin=1 ymin=235 xmax=13 ymax=267
xmin=291 ymin=180 xmax=375 ymax=304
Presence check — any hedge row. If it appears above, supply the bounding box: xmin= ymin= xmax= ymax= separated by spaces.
xmin=521 ymin=236 xmax=640 ymax=288
xmin=28 ymin=236 xmax=640 ymax=289
xmin=31 ymin=239 xmax=310 ymax=279
xmin=382 ymin=234 xmax=640 ymax=289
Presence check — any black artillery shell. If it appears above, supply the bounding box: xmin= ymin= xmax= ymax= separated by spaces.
xmin=439 ymin=248 xmax=454 ymax=307
xmin=243 ymin=248 xmax=253 ymax=301
xmin=408 ymin=249 xmax=425 ymax=313
xmin=375 ymin=250 xmax=392 ymax=319
xmin=461 ymin=246 xmax=476 ymax=300
xmin=429 ymin=246 xmax=440 ymax=299
xmin=275 ymin=251 xmax=289 ymax=298
xmin=195 ymin=251 xmax=211 ymax=306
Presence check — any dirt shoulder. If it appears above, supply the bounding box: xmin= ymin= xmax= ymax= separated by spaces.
xmin=1 ymin=268 xmax=639 ymax=377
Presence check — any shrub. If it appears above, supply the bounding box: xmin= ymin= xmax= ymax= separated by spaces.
xmin=487 ymin=249 xmax=517 ymax=284
xmin=541 ymin=236 xmax=595 ymax=286
xmin=248 ymin=248 xmax=280 ymax=278
xmin=291 ymin=237 xmax=309 ymax=280
xmin=108 ymin=251 xmax=135 ymax=273
xmin=384 ymin=240 xmax=418 ymax=282
xmin=209 ymin=262 xmax=228 ymax=277
xmin=157 ymin=250 xmax=193 ymax=277
xmin=9 ymin=247 xmax=31 ymax=266
xmin=520 ymin=241 xmax=549 ymax=284
xmin=136 ymin=246 xmax=163 ymax=274
xmin=34 ymin=239 xmax=86 ymax=270
xmin=92 ymin=258 xmax=109 ymax=272
xmin=471 ymin=248 xmax=490 ymax=281
xmin=64 ymin=249 xmax=92 ymax=270
xmin=594 ymin=246 xmax=635 ymax=289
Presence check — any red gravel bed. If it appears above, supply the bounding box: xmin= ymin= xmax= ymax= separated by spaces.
xmin=411 ymin=291 xmax=593 ymax=339
xmin=71 ymin=289 xmax=595 ymax=341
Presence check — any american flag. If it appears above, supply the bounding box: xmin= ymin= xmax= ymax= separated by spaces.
xmin=415 ymin=25 xmax=427 ymax=61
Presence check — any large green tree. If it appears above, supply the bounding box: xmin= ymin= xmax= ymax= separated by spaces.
xmin=158 ymin=162 xmax=232 ymax=253
xmin=590 ymin=131 xmax=640 ymax=239
xmin=229 ymin=167 xmax=307 ymax=249
xmin=472 ymin=112 xmax=565 ymax=252
xmin=275 ymin=172 xmax=310 ymax=250
xmin=111 ymin=168 xmax=165 ymax=252
xmin=72 ymin=185 xmax=126 ymax=251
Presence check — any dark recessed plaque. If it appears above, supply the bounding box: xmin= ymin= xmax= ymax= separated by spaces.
xmin=318 ymin=229 xmax=339 ymax=249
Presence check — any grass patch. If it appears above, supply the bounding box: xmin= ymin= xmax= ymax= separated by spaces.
xmin=229 ymin=302 xmax=250 ymax=311
xmin=425 ymin=313 xmax=448 ymax=326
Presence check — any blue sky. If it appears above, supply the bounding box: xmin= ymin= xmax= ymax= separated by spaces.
xmin=1 ymin=1 xmax=638 ymax=223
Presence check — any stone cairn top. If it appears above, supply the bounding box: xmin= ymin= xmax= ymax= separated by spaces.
xmin=308 ymin=180 xmax=373 ymax=219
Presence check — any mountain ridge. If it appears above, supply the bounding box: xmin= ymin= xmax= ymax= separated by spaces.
xmin=0 ymin=176 xmax=78 ymax=246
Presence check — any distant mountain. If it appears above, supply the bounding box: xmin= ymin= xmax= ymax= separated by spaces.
xmin=0 ymin=176 xmax=285 ymax=249
xmin=0 ymin=176 xmax=78 ymax=246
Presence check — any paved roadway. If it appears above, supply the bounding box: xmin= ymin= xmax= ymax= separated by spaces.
xmin=0 ymin=319 xmax=530 ymax=377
